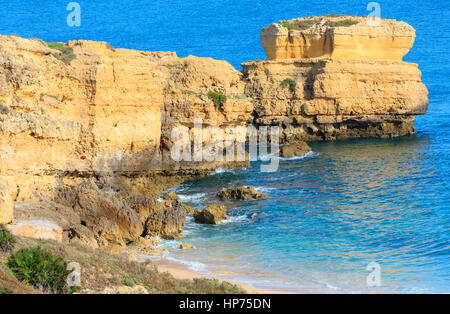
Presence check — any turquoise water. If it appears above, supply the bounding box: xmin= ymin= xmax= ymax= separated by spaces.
xmin=2 ymin=0 xmax=449 ymax=293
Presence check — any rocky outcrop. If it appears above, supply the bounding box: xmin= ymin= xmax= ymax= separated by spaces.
xmin=217 ymin=187 xmax=268 ymax=201
xmin=244 ymin=16 xmax=428 ymax=141
xmin=144 ymin=206 xmax=186 ymax=239
xmin=194 ymin=204 xmax=229 ymax=224
xmin=74 ymin=181 xmax=143 ymax=246
xmin=280 ymin=141 xmax=312 ymax=158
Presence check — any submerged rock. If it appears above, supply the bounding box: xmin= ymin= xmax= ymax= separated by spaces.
xmin=280 ymin=141 xmax=312 ymax=158
xmin=179 ymin=243 xmax=196 ymax=249
xmin=194 ymin=204 xmax=229 ymax=224
xmin=217 ymin=186 xmax=268 ymax=201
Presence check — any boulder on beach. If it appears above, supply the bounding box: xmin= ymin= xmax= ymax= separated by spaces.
xmin=217 ymin=186 xmax=268 ymax=201
xmin=280 ymin=141 xmax=312 ymax=158
xmin=144 ymin=206 xmax=186 ymax=239
xmin=194 ymin=204 xmax=229 ymax=224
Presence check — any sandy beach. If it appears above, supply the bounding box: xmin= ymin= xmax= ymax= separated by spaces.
xmin=149 ymin=257 xmax=292 ymax=294
xmin=156 ymin=264 xmax=291 ymax=294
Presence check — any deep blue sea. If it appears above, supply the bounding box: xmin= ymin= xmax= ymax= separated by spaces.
xmin=2 ymin=0 xmax=449 ymax=293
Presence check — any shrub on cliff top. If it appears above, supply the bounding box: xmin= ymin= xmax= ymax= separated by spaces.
xmin=281 ymin=78 xmax=297 ymax=92
xmin=207 ymin=91 xmax=227 ymax=110
xmin=0 ymin=225 xmax=15 ymax=252
xmin=280 ymin=19 xmax=317 ymax=30
xmin=7 ymin=246 xmax=69 ymax=293
xmin=327 ymin=19 xmax=359 ymax=27
xmin=47 ymin=42 xmax=76 ymax=65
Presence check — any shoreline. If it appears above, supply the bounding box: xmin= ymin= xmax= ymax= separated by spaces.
xmin=151 ymin=259 xmax=293 ymax=294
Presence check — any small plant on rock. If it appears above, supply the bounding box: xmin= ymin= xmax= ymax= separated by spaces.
xmin=0 ymin=225 xmax=15 ymax=252
xmin=7 ymin=246 xmax=69 ymax=293
xmin=281 ymin=78 xmax=297 ymax=92
xmin=122 ymin=277 xmax=135 ymax=287
xmin=207 ymin=91 xmax=227 ymax=110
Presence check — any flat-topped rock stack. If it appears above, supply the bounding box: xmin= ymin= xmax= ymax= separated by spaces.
xmin=261 ymin=15 xmax=416 ymax=61
xmin=243 ymin=15 xmax=428 ymax=142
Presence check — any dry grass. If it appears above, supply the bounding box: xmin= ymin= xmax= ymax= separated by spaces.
xmin=0 ymin=237 xmax=246 ymax=294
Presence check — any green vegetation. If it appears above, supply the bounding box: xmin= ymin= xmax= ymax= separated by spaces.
xmin=0 ymin=226 xmax=15 ymax=253
xmin=107 ymin=43 xmax=115 ymax=51
xmin=281 ymin=78 xmax=297 ymax=92
xmin=122 ymin=277 xmax=135 ymax=287
xmin=323 ymin=14 xmax=347 ymax=18
xmin=327 ymin=19 xmax=359 ymax=27
xmin=207 ymin=91 xmax=227 ymax=110
xmin=7 ymin=246 xmax=69 ymax=293
xmin=280 ymin=19 xmax=317 ymax=30
xmin=0 ymin=236 xmax=246 ymax=294
xmin=47 ymin=42 xmax=76 ymax=65
xmin=301 ymin=104 xmax=306 ymax=114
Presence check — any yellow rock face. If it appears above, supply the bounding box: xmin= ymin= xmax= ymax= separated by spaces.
xmin=242 ymin=57 xmax=428 ymax=141
xmin=0 ymin=36 xmax=250 ymax=204
xmin=261 ymin=16 xmax=416 ymax=61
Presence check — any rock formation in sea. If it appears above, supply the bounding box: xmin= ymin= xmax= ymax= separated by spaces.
xmin=0 ymin=15 xmax=429 ymax=250
xmin=246 ymin=15 xmax=428 ymax=142
xmin=217 ymin=186 xmax=268 ymax=201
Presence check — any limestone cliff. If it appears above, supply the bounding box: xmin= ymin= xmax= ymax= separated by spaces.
xmin=0 ymin=15 xmax=429 ymax=248
xmin=248 ymin=15 xmax=428 ymax=142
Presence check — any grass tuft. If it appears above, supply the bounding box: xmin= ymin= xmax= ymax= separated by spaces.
xmin=280 ymin=19 xmax=317 ymax=30
xmin=281 ymin=78 xmax=297 ymax=92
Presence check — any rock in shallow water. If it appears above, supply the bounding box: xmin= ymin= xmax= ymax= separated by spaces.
xmin=144 ymin=206 xmax=186 ymax=239
xmin=217 ymin=186 xmax=268 ymax=201
xmin=280 ymin=141 xmax=312 ymax=158
xmin=194 ymin=204 xmax=229 ymax=224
